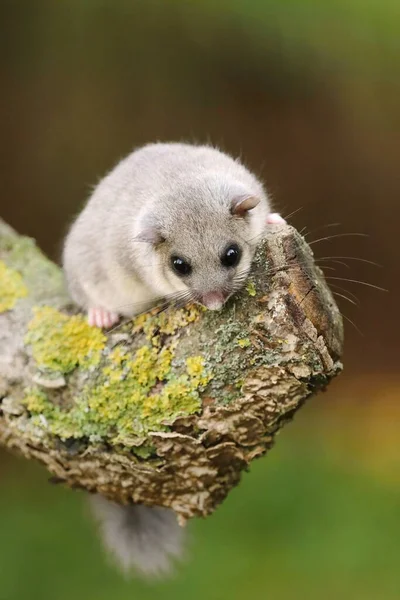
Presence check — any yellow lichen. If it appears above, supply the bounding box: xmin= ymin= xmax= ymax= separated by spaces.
xmin=0 ymin=260 xmax=28 ymax=312
xmin=246 ymin=281 xmax=257 ymax=297
xmin=133 ymin=303 xmax=202 ymax=342
xmin=237 ymin=338 xmax=251 ymax=348
xmin=21 ymin=302 xmax=212 ymax=447
xmin=59 ymin=340 xmax=178 ymax=439
xmin=157 ymin=304 xmax=202 ymax=334
xmin=141 ymin=376 xmax=201 ymax=423
xmin=131 ymin=311 xmax=153 ymax=334
xmin=186 ymin=355 xmax=204 ymax=376
xmin=23 ymin=388 xmax=51 ymax=414
xmin=25 ymin=306 xmax=106 ymax=373
xmin=22 ymin=343 xmax=208 ymax=446
xmin=130 ymin=345 xmax=172 ymax=385
xmin=186 ymin=355 xmax=212 ymax=387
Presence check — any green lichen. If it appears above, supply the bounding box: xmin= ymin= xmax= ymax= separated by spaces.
xmin=22 ymin=306 xmax=212 ymax=447
xmin=237 ymin=338 xmax=251 ymax=348
xmin=141 ymin=376 xmax=201 ymax=426
xmin=22 ymin=348 xmax=207 ymax=446
xmin=0 ymin=232 xmax=64 ymax=301
xmin=186 ymin=355 xmax=212 ymax=385
xmin=134 ymin=303 xmax=202 ymax=344
xmin=76 ymin=345 xmax=210 ymax=443
xmin=246 ymin=280 xmax=257 ymax=296
xmin=199 ymin=315 xmax=261 ymax=403
xmin=23 ymin=388 xmax=52 ymax=414
xmin=0 ymin=260 xmax=28 ymax=312
xmin=132 ymin=444 xmax=156 ymax=459
xmin=25 ymin=306 xmax=106 ymax=373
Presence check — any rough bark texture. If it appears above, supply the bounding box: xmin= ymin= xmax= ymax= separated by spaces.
xmin=0 ymin=219 xmax=343 ymax=523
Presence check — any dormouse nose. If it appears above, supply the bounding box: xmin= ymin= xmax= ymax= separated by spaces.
xmin=201 ymin=291 xmax=227 ymax=310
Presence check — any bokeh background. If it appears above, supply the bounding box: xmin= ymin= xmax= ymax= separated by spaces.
xmin=1 ymin=1 xmax=399 ymax=599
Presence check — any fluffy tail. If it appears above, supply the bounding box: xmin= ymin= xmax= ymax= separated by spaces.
xmin=90 ymin=495 xmax=185 ymax=577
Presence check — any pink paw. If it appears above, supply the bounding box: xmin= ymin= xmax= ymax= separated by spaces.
xmin=267 ymin=212 xmax=286 ymax=225
xmin=88 ymin=308 xmax=120 ymax=329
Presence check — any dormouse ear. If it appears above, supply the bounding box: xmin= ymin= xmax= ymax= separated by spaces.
xmin=135 ymin=225 xmax=165 ymax=245
xmin=231 ymin=195 xmax=260 ymax=217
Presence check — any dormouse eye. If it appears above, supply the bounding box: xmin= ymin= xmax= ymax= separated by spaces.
xmin=221 ymin=244 xmax=241 ymax=268
xmin=171 ymin=255 xmax=192 ymax=276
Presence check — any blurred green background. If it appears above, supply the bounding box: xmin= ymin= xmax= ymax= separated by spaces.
xmin=0 ymin=1 xmax=399 ymax=599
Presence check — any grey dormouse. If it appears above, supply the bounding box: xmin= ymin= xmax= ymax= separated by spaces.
xmin=62 ymin=142 xmax=285 ymax=576
xmin=63 ymin=142 xmax=284 ymax=328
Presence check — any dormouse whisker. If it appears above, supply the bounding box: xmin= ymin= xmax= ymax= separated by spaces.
xmin=317 ymin=258 xmax=350 ymax=269
xmin=283 ymin=206 xmax=303 ymax=220
xmin=317 ymin=256 xmax=382 ymax=268
xmin=340 ymin=313 xmax=364 ymax=337
xmin=328 ymin=283 xmax=360 ymax=304
xmin=325 ymin=276 xmax=387 ymax=293
xmin=303 ymin=223 xmax=341 ymax=239
xmin=309 ymin=232 xmax=369 ymax=246
xmin=332 ymin=291 xmax=358 ymax=307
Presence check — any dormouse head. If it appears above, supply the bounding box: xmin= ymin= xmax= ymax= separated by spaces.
xmin=135 ymin=181 xmax=269 ymax=310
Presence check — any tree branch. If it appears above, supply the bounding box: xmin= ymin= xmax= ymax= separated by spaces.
xmin=0 ymin=219 xmax=343 ymax=522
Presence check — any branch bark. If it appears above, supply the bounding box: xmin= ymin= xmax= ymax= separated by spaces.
xmin=0 ymin=219 xmax=343 ymax=522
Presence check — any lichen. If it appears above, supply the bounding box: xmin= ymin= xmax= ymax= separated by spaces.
xmin=137 ymin=303 xmax=202 ymax=343
xmin=202 ymin=318 xmax=253 ymax=402
xmin=0 ymin=233 xmax=64 ymax=301
xmin=23 ymin=388 xmax=52 ymax=414
xmin=22 ymin=306 xmax=212 ymax=447
xmin=78 ymin=344 xmax=209 ymax=443
xmin=0 ymin=260 xmax=28 ymax=312
xmin=141 ymin=377 xmax=201 ymax=425
xmin=186 ymin=355 xmax=212 ymax=387
xmin=25 ymin=306 xmax=106 ymax=373
xmin=246 ymin=280 xmax=257 ymax=296
xmin=237 ymin=338 xmax=251 ymax=348
xmin=132 ymin=444 xmax=156 ymax=459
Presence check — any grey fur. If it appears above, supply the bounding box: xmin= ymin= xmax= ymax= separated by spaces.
xmin=90 ymin=496 xmax=185 ymax=577
xmin=63 ymin=142 xmax=271 ymax=315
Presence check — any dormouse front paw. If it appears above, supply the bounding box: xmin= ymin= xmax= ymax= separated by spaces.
xmin=88 ymin=307 xmax=120 ymax=329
